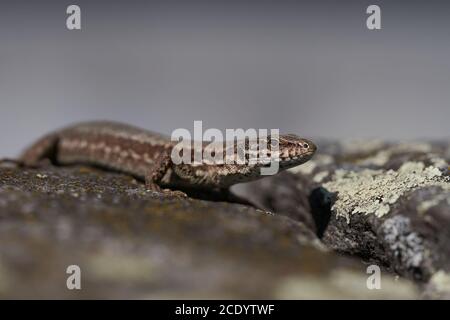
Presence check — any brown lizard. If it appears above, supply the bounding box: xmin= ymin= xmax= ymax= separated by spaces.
xmin=4 ymin=121 xmax=316 ymax=198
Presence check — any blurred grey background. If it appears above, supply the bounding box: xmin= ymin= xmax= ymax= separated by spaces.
xmin=0 ymin=0 xmax=449 ymax=157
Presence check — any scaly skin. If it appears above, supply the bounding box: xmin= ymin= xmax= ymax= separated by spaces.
xmin=17 ymin=121 xmax=317 ymax=195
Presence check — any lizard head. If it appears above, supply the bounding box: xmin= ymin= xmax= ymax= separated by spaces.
xmin=241 ymin=133 xmax=316 ymax=172
xmin=171 ymin=133 xmax=317 ymax=188
xmin=268 ymin=134 xmax=317 ymax=170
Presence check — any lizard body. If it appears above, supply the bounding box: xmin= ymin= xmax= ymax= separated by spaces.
xmin=18 ymin=121 xmax=316 ymax=195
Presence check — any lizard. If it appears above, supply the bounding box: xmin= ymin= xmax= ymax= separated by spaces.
xmin=2 ymin=121 xmax=317 ymax=198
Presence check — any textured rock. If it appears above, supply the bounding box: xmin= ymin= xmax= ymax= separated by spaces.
xmin=238 ymin=140 xmax=449 ymax=297
xmin=0 ymin=165 xmax=418 ymax=299
xmin=322 ymin=161 xmax=448 ymax=221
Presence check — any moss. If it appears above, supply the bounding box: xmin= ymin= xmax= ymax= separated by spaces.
xmin=323 ymin=161 xmax=450 ymax=222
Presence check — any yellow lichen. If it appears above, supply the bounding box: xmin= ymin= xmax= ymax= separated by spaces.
xmin=323 ymin=162 xmax=450 ymax=222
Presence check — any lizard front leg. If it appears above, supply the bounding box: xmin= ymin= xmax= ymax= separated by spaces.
xmin=144 ymin=152 xmax=187 ymax=198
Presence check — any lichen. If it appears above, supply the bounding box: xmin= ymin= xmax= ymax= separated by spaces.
xmin=340 ymin=139 xmax=385 ymax=155
xmin=417 ymin=193 xmax=450 ymax=214
xmin=313 ymin=170 xmax=329 ymax=183
xmin=355 ymin=142 xmax=434 ymax=167
xmin=428 ymin=271 xmax=450 ymax=294
xmin=289 ymin=154 xmax=333 ymax=175
xmin=323 ymin=161 xmax=450 ymax=222
xmin=381 ymin=216 xmax=427 ymax=269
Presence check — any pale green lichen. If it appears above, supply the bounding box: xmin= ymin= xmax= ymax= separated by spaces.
xmin=313 ymin=170 xmax=329 ymax=183
xmin=430 ymin=156 xmax=448 ymax=170
xmin=430 ymin=271 xmax=450 ymax=291
xmin=381 ymin=216 xmax=428 ymax=269
xmin=359 ymin=150 xmax=391 ymax=166
xmin=356 ymin=142 xmax=433 ymax=167
xmin=417 ymin=193 xmax=450 ymax=215
xmin=323 ymin=161 xmax=450 ymax=223
xmin=289 ymin=154 xmax=333 ymax=175
xmin=340 ymin=139 xmax=385 ymax=156
xmin=426 ymin=271 xmax=450 ymax=299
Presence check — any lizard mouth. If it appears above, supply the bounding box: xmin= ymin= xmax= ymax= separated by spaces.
xmin=293 ymin=149 xmax=316 ymax=159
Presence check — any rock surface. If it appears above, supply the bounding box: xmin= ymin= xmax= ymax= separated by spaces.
xmin=0 ymin=163 xmax=419 ymax=299
xmin=238 ymin=140 xmax=450 ymax=298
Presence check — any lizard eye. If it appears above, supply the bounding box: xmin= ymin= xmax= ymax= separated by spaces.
xmin=270 ymin=139 xmax=279 ymax=148
xmin=303 ymin=143 xmax=309 ymax=149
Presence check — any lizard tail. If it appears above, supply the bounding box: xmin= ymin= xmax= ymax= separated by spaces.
xmin=19 ymin=132 xmax=60 ymax=166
